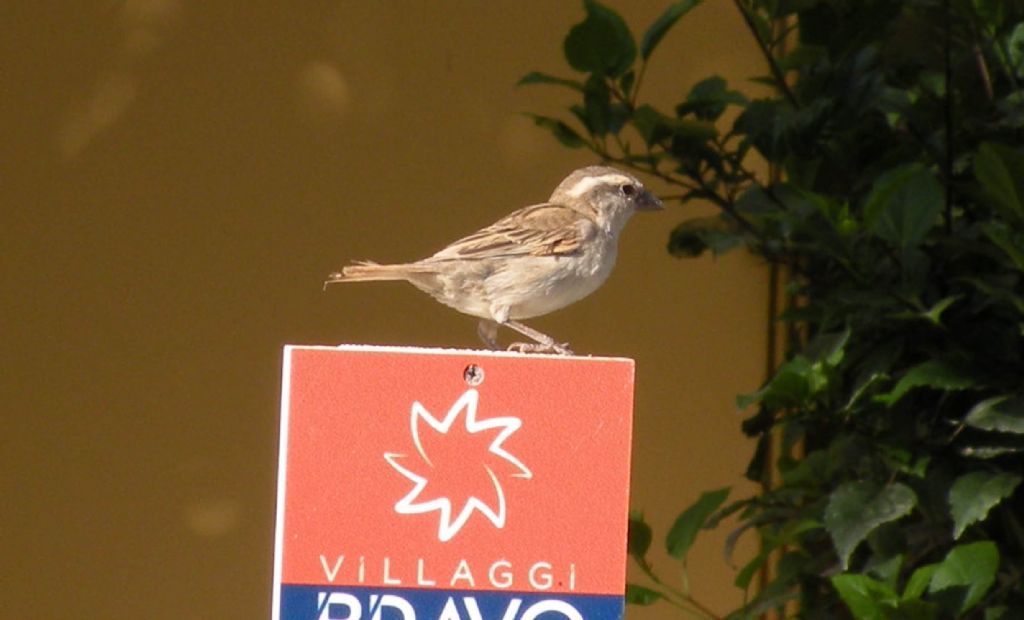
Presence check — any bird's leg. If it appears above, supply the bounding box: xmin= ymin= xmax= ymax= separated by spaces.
xmin=477 ymin=319 xmax=500 ymax=350
xmin=503 ymin=320 xmax=573 ymax=356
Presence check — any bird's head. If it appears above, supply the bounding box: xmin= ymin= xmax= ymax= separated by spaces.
xmin=550 ymin=166 xmax=663 ymax=236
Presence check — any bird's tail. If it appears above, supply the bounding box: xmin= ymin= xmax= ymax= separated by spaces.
xmin=323 ymin=261 xmax=437 ymax=289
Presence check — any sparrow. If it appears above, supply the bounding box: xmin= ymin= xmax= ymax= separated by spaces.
xmin=324 ymin=165 xmax=662 ymax=354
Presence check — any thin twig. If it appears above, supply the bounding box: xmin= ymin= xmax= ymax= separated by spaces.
xmin=972 ymin=43 xmax=995 ymax=102
xmin=732 ymin=0 xmax=799 ymax=108
xmin=634 ymin=558 xmax=723 ymax=620
xmin=599 ymin=148 xmax=765 ymax=239
xmin=630 ymin=60 xmax=649 ymax=109
xmin=970 ymin=2 xmax=1021 ymax=93
xmin=943 ymin=0 xmax=955 ymax=234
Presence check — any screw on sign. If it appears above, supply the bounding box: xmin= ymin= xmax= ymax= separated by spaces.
xmin=463 ymin=365 xmax=484 ymax=387
xmin=273 ymin=345 xmax=635 ymax=620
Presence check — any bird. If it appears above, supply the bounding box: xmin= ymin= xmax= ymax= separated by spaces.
xmin=324 ymin=165 xmax=662 ymax=354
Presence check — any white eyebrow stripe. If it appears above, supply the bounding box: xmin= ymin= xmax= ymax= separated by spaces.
xmin=565 ymin=174 xmax=633 ymax=198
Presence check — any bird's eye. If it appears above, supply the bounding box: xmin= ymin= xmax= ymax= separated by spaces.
xmin=621 ymin=183 xmax=636 ymax=197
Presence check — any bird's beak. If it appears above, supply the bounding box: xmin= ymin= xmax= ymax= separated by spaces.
xmin=636 ymin=190 xmax=663 ymax=211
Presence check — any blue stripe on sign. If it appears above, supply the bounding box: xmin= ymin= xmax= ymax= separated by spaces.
xmin=278 ymin=584 xmax=624 ymax=620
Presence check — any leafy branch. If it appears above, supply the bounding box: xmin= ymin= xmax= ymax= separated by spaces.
xmin=524 ymin=0 xmax=1024 ymax=617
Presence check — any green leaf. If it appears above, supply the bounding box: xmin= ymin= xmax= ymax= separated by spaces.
xmin=667 ymin=216 xmax=743 ymax=257
xmin=670 ymin=118 xmax=718 ymax=141
xmin=973 ymin=0 xmax=1007 ymax=27
xmin=580 ymin=75 xmax=616 ymax=136
xmin=625 ymin=583 xmax=663 ymax=606
xmin=949 ymin=471 xmax=1022 ymax=539
xmin=986 ymin=606 xmax=1010 ymax=620
xmin=863 ymin=163 xmax=944 ymax=250
xmin=734 ymin=549 xmax=770 ymax=590
xmin=831 ymin=574 xmax=899 ymax=620
xmin=844 ymin=372 xmax=889 ymax=413
xmin=1009 ymin=23 xmax=1024 ymax=79
xmin=875 ymin=360 xmax=976 ymax=406
xmin=632 ymin=104 xmax=716 ymax=146
xmin=974 ymin=142 xmax=1024 ymax=224
xmin=879 ymin=446 xmax=930 ymax=479
xmin=804 ymin=327 xmax=851 ymax=367
xmin=733 ymin=98 xmax=783 ymax=157
xmin=929 ymin=541 xmax=999 ymax=612
xmin=640 ymin=0 xmax=701 ymax=60
xmin=564 ymin=0 xmax=636 ymax=77
xmin=825 ymin=481 xmax=917 ymax=570
xmin=781 ymin=449 xmax=830 ymax=486
xmin=956 ymin=275 xmax=1024 ymax=315
xmin=743 ymin=432 xmax=770 ymax=482
xmin=867 ymin=553 xmax=903 ymax=589
xmin=631 ymin=104 xmax=671 ymax=145
xmin=894 ymin=599 xmax=943 ymax=618
xmin=980 ymin=221 xmax=1024 ymax=272
xmin=627 ymin=510 xmax=653 ymax=558
xmin=965 ymin=395 xmax=1024 ymax=434
xmin=618 ymin=69 xmax=635 ymax=95
xmin=734 ymin=183 xmax=779 ymax=216
xmin=960 ymin=445 xmax=1024 ymax=459
xmin=777 ymin=43 xmax=827 ymax=71
xmin=517 ymin=71 xmax=585 ymax=91
xmin=525 ymin=114 xmax=586 ymax=148
xmin=665 ymin=487 xmax=730 ymax=561
xmin=903 ymin=564 xmax=938 ymax=600
xmin=676 ymin=75 xmax=749 ymax=121
xmin=921 ymin=295 xmax=961 ymax=326
xmin=738 ymin=355 xmax=815 ymax=410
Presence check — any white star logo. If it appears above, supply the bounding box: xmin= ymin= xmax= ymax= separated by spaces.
xmin=383 ymin=389 xmax=532 ymax=542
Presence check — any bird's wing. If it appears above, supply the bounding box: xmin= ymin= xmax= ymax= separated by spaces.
xmin=430 ymin=203 xmax=594 ymax=260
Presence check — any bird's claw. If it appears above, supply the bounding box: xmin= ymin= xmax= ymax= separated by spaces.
xmin=507 ymin=341 xmax=574 ymax=356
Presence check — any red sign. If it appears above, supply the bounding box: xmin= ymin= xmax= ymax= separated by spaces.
xmin=273 ymin=345 xmax=635 ymax=620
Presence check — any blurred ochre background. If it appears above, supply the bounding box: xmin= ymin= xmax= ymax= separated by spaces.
xmin=4 ymin=2 xmax=769 ymax=618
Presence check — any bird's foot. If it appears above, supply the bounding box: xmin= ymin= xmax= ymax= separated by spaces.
xmin=507 ymin=341 xmax=574 ymax=356
xmin=501 ymin=319 xmax=573 ymax=355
